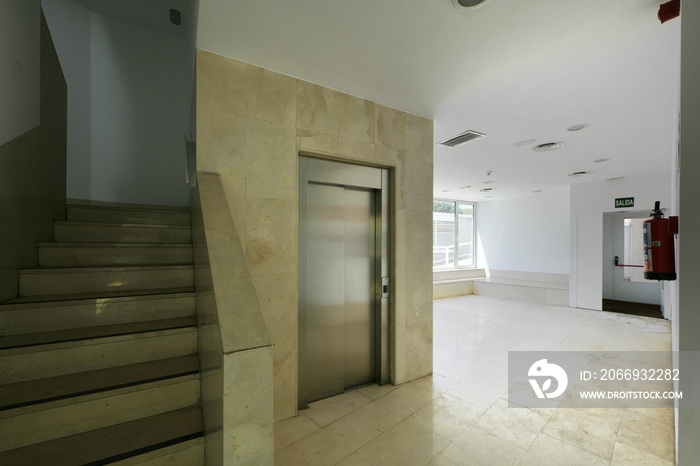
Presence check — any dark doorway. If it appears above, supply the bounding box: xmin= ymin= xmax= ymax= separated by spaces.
xmin=602 ymin=299 xmax=663 ymax=319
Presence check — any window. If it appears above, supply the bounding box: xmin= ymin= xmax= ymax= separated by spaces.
xmin=433 ymin=200 xmax=475 ymax=269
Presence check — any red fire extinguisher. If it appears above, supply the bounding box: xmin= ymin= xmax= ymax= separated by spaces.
xmin=643 ymin=201 xmax=678 ymax=281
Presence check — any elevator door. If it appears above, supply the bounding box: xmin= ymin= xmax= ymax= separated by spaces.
xmin=299 ymin=156 xmax=389 ymax=409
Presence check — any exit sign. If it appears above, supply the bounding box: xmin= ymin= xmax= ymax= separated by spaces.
xmin=615 ymin=197 xmax=634 ymax=208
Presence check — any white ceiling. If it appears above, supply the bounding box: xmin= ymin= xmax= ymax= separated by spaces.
xmin=196 ymin=0 xmax=680 ymax=202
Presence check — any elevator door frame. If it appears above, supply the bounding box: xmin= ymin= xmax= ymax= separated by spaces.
xmin=298 ymin=156 xmax=390 ymax=409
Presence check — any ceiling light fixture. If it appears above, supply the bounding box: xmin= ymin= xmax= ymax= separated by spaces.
xmin=567 ymin=124 xmax=587 ymax=132
xmin=607 ymin=176 xmax=625 ymax=182
xmin=453 ymin=0 xmax=488 ymax=8
xmin=483 ymin=181 xmax=494 ymax=184
xmin=568 ymin=171 xmax=589 ymax=177
xmin=460 ymin=185 xmax=471 ymax=189
xmin=594 ymin=158 xmax=610 ymax=163
xmin=532 ymin=142 xmax=566 ymax=152
xmin=480 ymin=187 xmax=495 ymax=192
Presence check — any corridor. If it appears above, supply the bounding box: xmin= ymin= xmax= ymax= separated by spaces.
xmin=274 ymin=295 xmax=674 ymax=465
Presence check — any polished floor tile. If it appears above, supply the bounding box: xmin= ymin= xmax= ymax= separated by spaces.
xmin=275 ymin=295 xmax=675 ymax=465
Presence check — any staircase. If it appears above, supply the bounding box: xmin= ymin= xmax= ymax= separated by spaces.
xmin=0 ymin=202 xmax=204 ymax=465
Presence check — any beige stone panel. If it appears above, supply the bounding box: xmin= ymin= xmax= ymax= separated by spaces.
xmin=431 ymin=425 xmax=526 ymax=466
xmin=197 ymin=50 xmax=246 ymax=118
xmin=355 ymin=418 xmax=449 ymax=465
xmin=610 ymin=442 xmax=674 ymax=466
xmin=404 ymin=152 xmax=433 ymax=196
xmin=404 ymin=212 xmax=433 ymax=268
xmin=273 ymin=342 xmax=297 ymax=422
xmin=373 ymin=145 xmax=401 ymax=167
xmin=222 ymin=346 xmax=274 ymax=465
xmin=394 ymin=209 xmax=406 ymax=270
xmin=406 ymin=192 xmax=432 ymax=213
xmin=405 ymin=114 xmax=433 ymax=157
xmin=246 ymin=65 xmax=296 ymax=127
xmin=408 ymin=394 xmax=479 ymax=440
xmin=617 ymin=411 xmax=675 ymax=463
xmin=296 ymin=129 xmax=339 ymax=155
xmin=338 ymin=138 xmax=374 ymax=163
xmin=403 ymin=325 xmax=433 ymax=382
xmin=245 ymin=197 xmax=297 ymax=275
xmin=110 ymin=438 xmax=204 ymax=465
xmin=375 ymin=105 xmax=406 ymax=151
xmin=197 ymin=112 xmax=246 ymax=174
xmin=246 ymin=120 xmax=296 ymax=200
xmin=356 ymin=383 xmax=398 ymax=400
xmin=352 ymin=389 xmax=427 ymax=433
xmin=274 ymin=446 xmax=309 ymax=466
xmin=197 ymin=114 xmax=247 ymax=237
xmin=292 ymin=414 xmax=381 ymax=466
xmin=0 ymin=418 xmax=14 ymax=452
xmin=11 ymin=378 xmax=200 ymax=447
xmin=519 ymin=433 xmax=608 ymax=466
xmin=405 ymin=266 xmax=433 ymax=324
xmin=297 ymin=81 xmax=340 ymax=135
xmin=302 ymin=390 xmax=373 ymax=427
xmin=251 ymin=272 xmax=297 ymax=349
xmin=473 ymin=398 xmax=550 ymax=450
xmin=391 ymin=265 xmax=407 ymax=385
xmin=339 ymin=94 xmax=375 ymax=143
xmin=274 ymin=414 xmax=320 ymax=452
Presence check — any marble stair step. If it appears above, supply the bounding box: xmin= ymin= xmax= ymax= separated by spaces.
xmin=0 ymin=316 xmax=196 ymax=350
xmin=0 ymin=374 xmax=199 ymax=449
xmin=110 ymin=437 xmax=204 ymax=465
xmin=0 ymin=291 xmax=195 ymax=335
xmin=18 ymin=265 xmax=194 ymax=296
xmin=54 ymin=221 xmax=192 ymax=244
xmin=66 ymin=204 xmax=191 ymax=226
xmin=38 ymin=242 xmax=193 ymax=267
xmin=0 ymin=354 xmax=199 ymax=411
xmin=0 ymin=326 xmax=197 ymax=385
xmin=0 ymin=406 xmax=203 ymax=465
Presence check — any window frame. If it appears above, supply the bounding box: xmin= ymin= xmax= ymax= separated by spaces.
xmin=432 ymin=198 xmax=477 ymax=270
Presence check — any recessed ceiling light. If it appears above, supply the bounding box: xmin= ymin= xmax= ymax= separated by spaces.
xmin=567 ymin=124 xmax=587 ymax=132
xmin=568 ymin=171 xmax=589 ymax=177
xmin=607 ymin=176 xmax=625 ymax=182
xmin=594 ymin=158 xmax=610 ymax=163
xmin=533 ymin=190 xmax=543 ymax=193
xmin=483 ymin=181 xmax=495 ymax=184
xmin=480 ymin=187 xmax=495 ymax=192
xmin=460 ymin=185 xmax=471 ymax=189
xmin=532 ymin=142 xmax=566 ymax=152
xmin=454 ymin=0 xmax=488 ymax=8
xmin=514 ymin=139 xmax=537 ymax=147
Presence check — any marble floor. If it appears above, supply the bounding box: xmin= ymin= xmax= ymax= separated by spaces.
xmin=274 ymin=295 xmax=675 ymax=465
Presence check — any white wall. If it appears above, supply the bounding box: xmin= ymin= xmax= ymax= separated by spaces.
xmin=677 ymin=1 xmax=700 ymax=462
xmin=476 ymin=188 xmax=570 ymax=274
xmin=90 ymin=14 xmax=190 ymax=206
xmin=42 ymin=0 xmax=92 ymax=200
xmin=0 ymin=1 xmax=40 ymax=145
xmin=569 ymin=173 xmax=671 ymax=309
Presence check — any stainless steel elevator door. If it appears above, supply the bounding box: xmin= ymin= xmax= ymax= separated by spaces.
xmin=305 ymin=183 xmax=376 ymax=403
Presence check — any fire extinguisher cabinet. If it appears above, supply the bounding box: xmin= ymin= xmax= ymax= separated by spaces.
xmin=642 ymin=201 xmax=678 ymax=281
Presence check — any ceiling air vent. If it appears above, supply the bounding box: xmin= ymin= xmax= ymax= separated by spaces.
xmin=437 ymin=130 xmax=485 ymax=148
